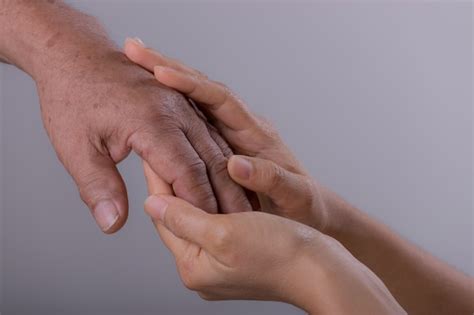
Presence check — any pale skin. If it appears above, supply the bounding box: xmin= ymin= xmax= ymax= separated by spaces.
xmin=126 ymin=39 xmax=474 ymax=314
xmin=143 ymin=185 xmax=405 ymax=315
xmin=0 ymin=0 xmax=251 ymax=234
xmin=135 ymin=44 xmax=405 ymax=314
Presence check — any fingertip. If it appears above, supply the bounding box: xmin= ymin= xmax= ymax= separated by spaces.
xmin=94 ymin=197 xmax=128 ymax=234
xmin=123 ymin=37 xmax=145 ymax=61
xmin=144 ymin=194 xmax=169 ymax=221
xmin=133 ymin=37 xmax=145 ymax=47
xmin=124 ymin=36 xmax=145 ymax=48
xmin=228 ymin=155 xmax=253 ymax=181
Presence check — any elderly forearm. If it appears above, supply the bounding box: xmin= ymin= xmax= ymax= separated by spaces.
xmin=0 ymin=0 xmax=116 ymax=79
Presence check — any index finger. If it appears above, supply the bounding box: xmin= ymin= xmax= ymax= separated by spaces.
xmin=154 ymin=66 xmax=257 ymax=132
xmin=124 ymin=37 xmax=202 ymax=76
xmin=143 ymin=161 xmax=190 ymax=256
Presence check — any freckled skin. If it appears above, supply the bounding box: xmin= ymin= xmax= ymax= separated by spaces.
xmin=0 ymin=0 xmax=252 ymax=233
xmin=45 ymin=31 xmax=60 ymax=48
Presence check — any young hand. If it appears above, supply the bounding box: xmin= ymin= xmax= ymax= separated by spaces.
xmin=143 ymin=165 xmax=405 ymax=314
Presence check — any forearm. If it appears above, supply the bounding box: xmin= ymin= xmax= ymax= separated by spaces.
xmin=0 ymin=0 xmax=116 ymax=79
xmin=323 ymin=188 xmax=474 ymax=314
xmin=285 ymin=241 xmax=405 ymax=315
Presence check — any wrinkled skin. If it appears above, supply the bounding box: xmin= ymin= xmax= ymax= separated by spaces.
xmin=124 ymin=40 xmax=330 ymax=232
xmin=36 ymin=48 xmax=251 ymax=233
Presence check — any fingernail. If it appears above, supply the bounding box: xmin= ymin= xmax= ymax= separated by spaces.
xmin=133 ymin=37 xmax=145 ymax=46
xmin=126 ymin=37 xmax=145 ymax=47
xmin=145 ymin=195 xmax=168 ymax=221
xmin=230 ymin=156 xmax=252 ymax=180
xmin=94 ymin=200 xmax=119 ymax=232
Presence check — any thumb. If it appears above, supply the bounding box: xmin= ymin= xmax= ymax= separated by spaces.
xmin=69 ymin=151 xmax=128 ymax=234
xmin=227 ymin=155 xmax=311 ymax=206
xmin=144 ymin=195 xmax=212 ymax=248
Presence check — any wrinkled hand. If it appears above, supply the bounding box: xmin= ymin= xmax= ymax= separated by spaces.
xmin=125 ymin=41 xmax=331 ymax=232
xmin=36 ymin=40 xmax=251 ymax=233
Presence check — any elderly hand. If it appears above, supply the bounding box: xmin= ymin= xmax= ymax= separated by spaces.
xmin=34 ymin=37 xmax=253 ymax=233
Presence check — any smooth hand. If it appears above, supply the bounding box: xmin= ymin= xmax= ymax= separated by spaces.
xmin=143 ymin=165 xmax=405 ymax=314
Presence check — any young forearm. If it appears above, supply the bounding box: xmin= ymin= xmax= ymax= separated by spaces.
xmin=323 ymin=188 xmax=474 ymax=314
xmin=0 ymin=0 xmax=116 ymax=79
xmin=286 ymin=241 xmax=406 ymax=315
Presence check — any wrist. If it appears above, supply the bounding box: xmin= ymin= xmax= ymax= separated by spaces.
xmin=0 ymin=0 xmax=116 ymax=80
xmin=316 ymin=186 xmax=358 ymax=239
xmin=277 ymin=240 xmax=330 ymax=314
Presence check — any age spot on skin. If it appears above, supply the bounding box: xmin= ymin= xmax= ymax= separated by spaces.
xmin=46 ymin=32 xmax=61 ymax=48
xmin=93 ymin=103 xmax=100 ymax=109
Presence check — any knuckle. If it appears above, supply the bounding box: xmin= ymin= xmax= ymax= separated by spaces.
xmin=207 ymin=154 xmax=229 ymax=178
xmin=186 ymin=79 xmax=199 ymax=97
xmin=77 ymin=170 xmax=116 ymax=205
xmin=129 ymin=126 xmax=175 ymax=160
xmin=180 ymin=161 xmax=210 ymax=191
xmin=183 ymin=160 xmax=207 ymax=177
xmin=169 ymin=212 xmax=186 ymax=233
xmin=268 ymin=163 xmax=285 ymax=188
xmin=209 ymin=127 xmax=234 ymax=158
xmin=213 ymin=80 xmax=229 ymax=90
xmin=257 ymin=118 xmax=281 ymax=145
xmin=301 ymin=177 xmax=317 ymax=208
xmin=179 ymin=160 xmax=217 ymax=211
xmin=259 ymin=118 xmax=277 ymax=135
xmin=218 ymin=143 xmax=233 ymax=159
xmin=195 ymin=69 xmax=208 ymax=80
xmin=129 ymin=130 xmax=155 ymax=161
xmin=212 ymin=80 xmax=232 ymax=105
xmin=134 ymin=140 xmax=153 ymax=162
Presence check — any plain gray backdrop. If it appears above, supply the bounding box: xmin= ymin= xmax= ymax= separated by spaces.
xmin=0 ymin=1 xmax=472 ymax=314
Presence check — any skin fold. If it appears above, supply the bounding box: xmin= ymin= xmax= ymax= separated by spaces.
xmin=126 ymin=39 xmax=474 ymax=315
xmin=0 ymin=0 xmax=251 ymax=234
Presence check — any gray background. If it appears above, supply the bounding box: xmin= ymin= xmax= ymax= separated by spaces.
xmin=0 ymin=1 xmax=472 ymax=314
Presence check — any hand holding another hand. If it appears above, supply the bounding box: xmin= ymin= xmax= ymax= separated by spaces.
xmin=125 ymin=38 xmax=335 ymax=233
xmin=133 ymin=41 xmax=406 ymax=314
xmin=32 ymin=34 xmax=252 ymax=233
xmin=143 ymin=171 xmax=404 ymax=314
